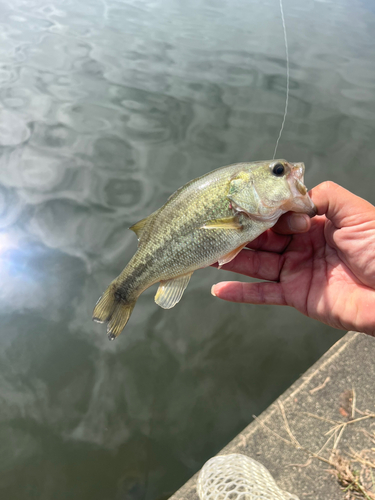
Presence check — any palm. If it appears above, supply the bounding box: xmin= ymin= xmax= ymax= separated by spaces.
xmin=213 ymin=184 xmax=375 ymax=337
xmin=273 ymin=217 xmax=375 ymax=332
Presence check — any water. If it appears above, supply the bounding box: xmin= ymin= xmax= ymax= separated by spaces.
xmin=1 ymin=0 xmax=375 ymax=498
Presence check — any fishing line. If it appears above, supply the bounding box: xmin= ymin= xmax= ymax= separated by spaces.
xmin=272 ymin=0 xmax=289 ymax=160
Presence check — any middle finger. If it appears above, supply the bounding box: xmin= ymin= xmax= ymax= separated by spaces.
xmin=213 ymin=248 xmax=283 ymax=281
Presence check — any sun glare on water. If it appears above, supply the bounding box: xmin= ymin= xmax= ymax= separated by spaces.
xmin=0 ymin=233 xmax=17 ymax=255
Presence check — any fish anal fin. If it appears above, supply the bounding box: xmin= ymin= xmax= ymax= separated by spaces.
xmin=155 ymin=273 xmax=193 ymax=309
xmin=218 ymin=244 xmax=247 ymax=268
xmin=201 ymin=216 xmax=242 ymax=230
xmin=129 ymin=217 xmax=149 ymax=239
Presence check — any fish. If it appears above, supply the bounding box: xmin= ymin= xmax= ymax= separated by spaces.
xmin=93 ymin=159 xmax=316 ymax=340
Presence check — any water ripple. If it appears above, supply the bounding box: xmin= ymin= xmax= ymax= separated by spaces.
xmin=0 ymin=109 xmax=30 ymax=145
xmin=93 ymin=135 xmax=137 ymax=172
xmin=0 ymin=0 xmax=375 ymax=499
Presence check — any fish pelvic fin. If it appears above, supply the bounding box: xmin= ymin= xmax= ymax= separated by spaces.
xmin=93 ymin=284 xmax=136 ymax=340
xmin=218 ymin=243 xmax=247 ymax=268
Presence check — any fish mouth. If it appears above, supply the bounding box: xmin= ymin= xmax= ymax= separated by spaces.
xmin=284 ymin=162 xmax=317 ymax=217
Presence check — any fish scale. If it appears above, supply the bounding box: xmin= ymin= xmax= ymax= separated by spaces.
xmin=93 ymin=159 xmax=316 ymax=339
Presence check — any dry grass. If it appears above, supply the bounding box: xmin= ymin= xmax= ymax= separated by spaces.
xmin=329 ymin=450 xmax=375 ymax=500
xmin=255 ymin=390 xmax=375 ymax=500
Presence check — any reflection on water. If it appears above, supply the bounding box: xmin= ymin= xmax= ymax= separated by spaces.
xmin=0 ymin=0 xmax=375 ymax=498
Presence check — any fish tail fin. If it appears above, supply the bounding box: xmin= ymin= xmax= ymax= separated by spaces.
xmin=92 ymin=283 xmax=136 ymax=340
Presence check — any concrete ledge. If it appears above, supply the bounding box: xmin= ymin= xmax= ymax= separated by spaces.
xmin=170 ymin=331 xmax=375 ymax=500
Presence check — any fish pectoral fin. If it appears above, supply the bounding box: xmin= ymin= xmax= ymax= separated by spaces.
xmin=218 ymin=243 xmax=247 ymax=268
xmin=155 ymin=273 xmax=193 ymax=309
xmin=129 ymin=217 xmax=149 ymax=239
xmin=201 ymin=216 xmax=243 ymax=230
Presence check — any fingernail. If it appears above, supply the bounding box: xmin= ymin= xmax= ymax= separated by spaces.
xmin=211 ymin=285 xmax=217 ymax=297
xmin=289 ymin=214 xmax=308 ymax=232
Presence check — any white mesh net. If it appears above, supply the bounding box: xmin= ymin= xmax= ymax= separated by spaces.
xmin=197 ymin=454 xmax=299 ymax=500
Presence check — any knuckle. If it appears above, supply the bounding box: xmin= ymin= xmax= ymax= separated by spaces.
xmin=320 ymin=180 xmax=339 ymax=193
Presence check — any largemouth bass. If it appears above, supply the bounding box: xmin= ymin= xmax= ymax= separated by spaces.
xmin=93 ymin=159 xmax=316 ymax=340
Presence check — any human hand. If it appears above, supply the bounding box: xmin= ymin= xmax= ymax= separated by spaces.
xmin=211 ymin=182 xmax=375 ymax=336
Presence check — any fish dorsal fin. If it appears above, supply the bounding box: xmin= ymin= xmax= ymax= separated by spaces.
xmin=155 ymin=273 xmax=193 ymax=309
xmin=129 ymin=208 xmax=161 ymax=241
xmin=218 ymin=243 xmax=247 ymax=268
xmin=129 ymin=217 xmax=149 ymax=239
xmin=201 ymin=216 xmax=242 ymax=230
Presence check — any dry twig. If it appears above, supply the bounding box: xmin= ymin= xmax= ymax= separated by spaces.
xmin=259 ymin=397 xmax=375 ymax=500
xmin=309 ymin=376 xmax=331 ymax=395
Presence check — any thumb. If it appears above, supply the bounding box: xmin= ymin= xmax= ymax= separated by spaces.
xmin=309 ymin=181 xmax=375 ymax=228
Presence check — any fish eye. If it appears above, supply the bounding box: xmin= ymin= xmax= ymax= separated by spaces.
xmin=272 ymin=162 xmax=285 ymax=176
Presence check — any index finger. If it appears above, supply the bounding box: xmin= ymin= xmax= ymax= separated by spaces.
xmin=246 ymin=229 xmax=291 ymax=253
xmin=246 ymin=212 xmax=312 ymax=253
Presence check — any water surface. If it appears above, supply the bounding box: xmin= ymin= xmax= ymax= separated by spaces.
xmin=1 ymin=0 xmax=375 ymax=498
